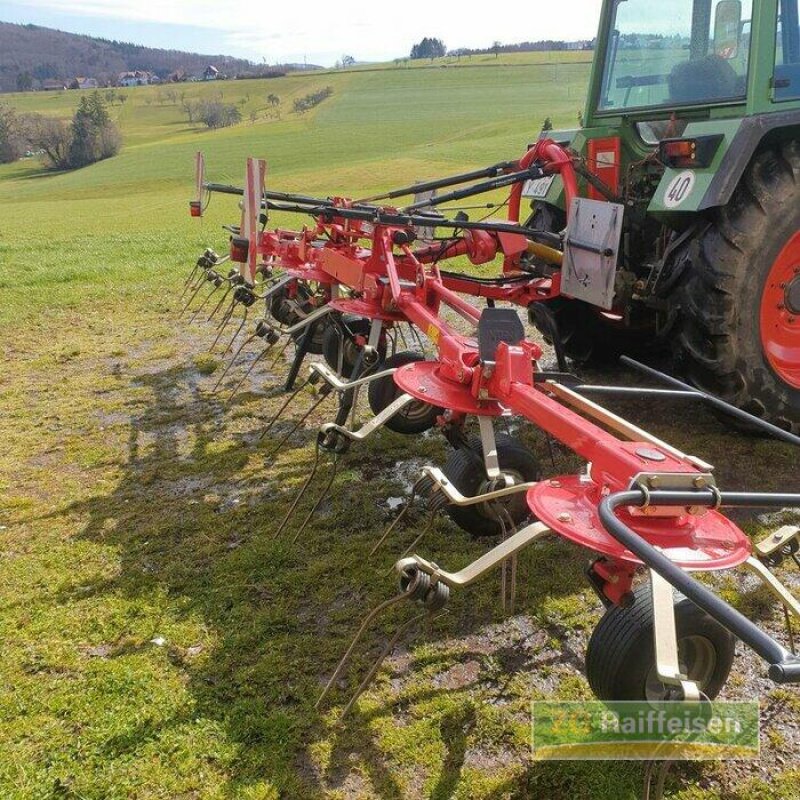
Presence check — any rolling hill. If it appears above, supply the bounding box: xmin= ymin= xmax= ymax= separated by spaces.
xmin=0 ymin=21 xmax=255 ymax=92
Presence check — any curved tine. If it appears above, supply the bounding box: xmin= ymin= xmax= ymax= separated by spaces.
xmin=268 ymin=335 xmax=293 ymax=370
xmin=264 ymin=392 xmax=332 ymax=462
xmin=212 ymin=333 xmax=260 ymax=391
xmin=291 ymin=455 xmax=340 ymax=544
xmin=226 ymin=346 xmax=272 ymax=403
xmin=214 ymin=295 xmax=238 ymax=330
xmin=180 ymin=278 xmax=208 ymax=315
xmin=207 ymin=283 xmax=235 ymax=321
xmin=340 ymin=612 xmax=428 ymax=719
xmin=180 ymin=265 xmax=201 ymax=296
xmin=493 ymin=504 xmax=516 ymax=614
xmin=396 ymin=511 xmax=438 ymax=563
xmin=189 ymin=284 xmax=221 ymax=323
xmin=410 ymin=323 xmax=428 ymax=356
xmin=222 ymin=309 xmax=248 ymax=355
xmin=500 ymin=506 xmax=519 ymax=614
xmin=274 ymin=443 xmax=321 ymax=539
xmin=209 ymin=302 xmax=237 ymax=350
xmin=369 ymin=487 xmax=419 ymax=557
xmin=316 ymin=589 xmax=419 ymax=710
xmin=259 ymin=378 xmax=311 ymax=440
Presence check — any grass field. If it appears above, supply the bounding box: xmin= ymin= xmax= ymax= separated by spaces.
xmin=1 ymin=58 xmax=799 ymax=800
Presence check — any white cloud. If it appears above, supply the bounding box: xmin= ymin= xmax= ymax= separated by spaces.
xmin=17 ymin=0 xmax=604 ymax=64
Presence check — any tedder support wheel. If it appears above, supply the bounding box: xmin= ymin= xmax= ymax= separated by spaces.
xmin=675 ymin=143 xmax=800 ymax=433
xmin=442 ymin=435 xmax=541 ymax=538
xmin=367 ymin=351 xmax=442 ymax=435
xmin=268 ymin=284 xmax=326 ymax=354
xmin=322 ymin=316 xmax=385 ymax=377
xmin=585 ymin=584 xmax=735 ymax=702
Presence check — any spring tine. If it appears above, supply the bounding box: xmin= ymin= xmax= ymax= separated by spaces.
xmin=264 ymin=392 xmax=332 ymax=461
xmin=370 ymin=487 xmax=419 ymax=557
xmin=784 ymin=605 xmax=796 ymax=655
xmin=274 ymin=443 xmax=321 ymax=538
xmin=396 ymin=511 xmax=438 ymax=564
xmin=181 ymin=265 xmax=201 ymax=297
xmin=291 ymin=455 xmax=339 ymax=544
xmin=207 ymin=283 xmax=234 ymax=321
xmin=222 ymin=308 xmax=248 ymax=355
xmin=641 ymin=760 xmax=673 ymax=800
xmin=209 ymin=301 xmax=237 ymax=350
xmin=316 ymin=589 xmax=416 ymax=710
xmin=189 ymin=283 xmax=220 ymax=323
xmin=212 ymin=333 xmax=260 ymax=391
xmin=225 ymin=346 xmax=272 ymax=403
xmin=180 ymin=277 xmax=209 ymax=315
xmin=268 ymin=335 xmax=293 ymax=370
xmin=340 ymin=613 xmax=427 ymax=719
xmin=259 ymin=378 xmax=312 ymax=439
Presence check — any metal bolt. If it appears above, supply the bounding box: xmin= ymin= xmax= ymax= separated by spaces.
xmin=648 ymin=476 xmax=660 ymax=488
xmin=557 ymin=512 xmax=572 ymax=523
xmin=549 ymin=480 xmax=561 ymax=488
xmin=693 ymin=476 xmax=707 ymax=489
xmin=418 ymin=386 xmax=427 ymax=393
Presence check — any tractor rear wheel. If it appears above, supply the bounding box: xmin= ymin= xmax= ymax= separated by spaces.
xmin=675 ymin=143 xmax=800 ymax=434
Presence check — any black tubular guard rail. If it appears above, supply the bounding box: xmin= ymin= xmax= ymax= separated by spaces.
xmin=598 ymin=490 xmax=800 ymax=684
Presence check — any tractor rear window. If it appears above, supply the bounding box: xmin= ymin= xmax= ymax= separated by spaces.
xmin=599 ymin=0 xmax=752 ymax=112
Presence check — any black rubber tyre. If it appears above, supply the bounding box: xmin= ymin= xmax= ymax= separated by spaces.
xmin=322 ymin=316 xmax=385 ymax=377
xmin=529 ymin=297 xmax=654 ymax=365
xmin=367 ymin=351 xmax=441 ymax=435
xmin=673 ymin=143 xmax=800 ymax=434
xmin=585 ymin=584 xmax=735 ymax=702
xmin=268 ymin=284 xmax=326 ymax=354
xmin=442 ymin=435 xmax=541 ymax=538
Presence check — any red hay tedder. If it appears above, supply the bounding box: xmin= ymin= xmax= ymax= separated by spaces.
xmin=182 ymin=137 xmax=800 ymax=730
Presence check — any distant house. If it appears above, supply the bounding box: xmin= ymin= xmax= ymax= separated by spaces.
xmin=40 ymin=79 xmax=66 ymax=91
xmin=203 ymin=65 xmax=219 ymax=81
xmin=118 ymin=70 xmax=153 ymax=87
xmin=74 ymin=77 xmax=99 ymax=90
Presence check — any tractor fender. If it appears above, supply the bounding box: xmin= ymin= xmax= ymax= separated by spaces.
xmin=649 ymin=110 xmax=800 ymax=215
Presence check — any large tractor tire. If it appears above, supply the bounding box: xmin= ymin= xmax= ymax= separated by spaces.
xmin=674 ymin=143 xmax=800 ymax=434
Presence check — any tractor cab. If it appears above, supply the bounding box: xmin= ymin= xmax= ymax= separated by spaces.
xmin=529 ymin=0 xmax=800 ymax=434
xmin=600 ymin=0 xmax=751 ymax=120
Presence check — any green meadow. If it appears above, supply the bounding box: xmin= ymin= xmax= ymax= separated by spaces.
xmin=1 ymin=58 xmax=798 ymax=799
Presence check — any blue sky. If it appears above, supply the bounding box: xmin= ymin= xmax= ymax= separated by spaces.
xmin=0 ymin=0 xmax=603 ymax=67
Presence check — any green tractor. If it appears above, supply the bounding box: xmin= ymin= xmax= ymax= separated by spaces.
xmin=527 ymin=0 xmax=800 ymax=433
